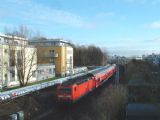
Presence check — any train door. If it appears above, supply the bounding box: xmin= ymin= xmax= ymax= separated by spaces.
xmin=72 ymin=85 xmax=79 ymax=101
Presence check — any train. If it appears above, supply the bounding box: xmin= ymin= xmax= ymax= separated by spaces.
xmin=57 ymin=64 xmax=116 ymax=103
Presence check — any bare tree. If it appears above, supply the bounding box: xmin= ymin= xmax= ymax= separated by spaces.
xmin=3 ymin=25 xmax=37 ymax=87
xmin=73 ymin=45 xmax=108 ymax=66
xmin=4 ymin=25 xmax=30 ymax=38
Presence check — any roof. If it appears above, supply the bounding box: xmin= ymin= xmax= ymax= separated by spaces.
xmin=29 ymin=38 xmax=73 ymax=47
xmin=62 ymin=66 xmax=110 ymax=86
xmin=62 ymin=73 xmax=94 ymax=86
xmin=29 ymin=38 xmax=69 ymax=44
xmin=0 ymin=33 xmax=27 ymax=41
xmin=91 ymin=66 xmax=110 ymax=75
xmin=126 ymin=104 xmax=160 ymax=120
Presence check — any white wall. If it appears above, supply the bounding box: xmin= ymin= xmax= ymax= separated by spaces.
xmin=66 ymin=46 xmax=73 ymax=75
xmin=8 ymin=46 xmax=37 ymax=87
xmin=37 ymin=64 xmax=55 ymax=81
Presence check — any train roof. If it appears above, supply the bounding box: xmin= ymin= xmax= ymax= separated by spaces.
xmin=62 ymin=66 xmax=112 ymax=86
xmin=62 ymin=73 xmax=94 ymax=86
xmin=90 ymin=66 xmax=110 ymax=75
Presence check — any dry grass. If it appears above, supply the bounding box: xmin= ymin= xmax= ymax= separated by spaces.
xmin=0 ymin=85 xmax=128 ymax=120
xmin=65 ymin=85 xmax=128 ymax=120
xmin=91 ymin=85 xmax=128 ymax=120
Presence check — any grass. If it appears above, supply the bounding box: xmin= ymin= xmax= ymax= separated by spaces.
xmin=0 ymin=70 xmax=87 ymax=93
xmin=27 ymin=77 xmax=59 ymax=86
xmin=0 ymin=77 xmax=60 ymax=92
xmin=92 ymin=85 xmax=128 ymax=120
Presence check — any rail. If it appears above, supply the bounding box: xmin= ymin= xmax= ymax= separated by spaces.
xmin=0 ymin=66 xmax=108 ymax=103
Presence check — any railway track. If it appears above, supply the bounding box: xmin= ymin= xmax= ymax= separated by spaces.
xmin=34 ymin=76 xmax=115 ymax=120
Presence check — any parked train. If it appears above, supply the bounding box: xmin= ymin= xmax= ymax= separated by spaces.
xmin=57 ymin=64 xmax=116 ymax=103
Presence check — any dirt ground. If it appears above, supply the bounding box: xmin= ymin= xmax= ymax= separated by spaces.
xmin=0 ymin=86 xmax=57 ymax=120
xmin=0 ymin=78 xmax=127 ymax=120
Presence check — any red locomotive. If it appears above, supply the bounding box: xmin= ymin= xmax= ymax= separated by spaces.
xmin=57 ymin=65 xmax=116 ymax=103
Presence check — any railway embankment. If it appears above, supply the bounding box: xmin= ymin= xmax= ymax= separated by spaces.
xmin=0 ymin=79 xmax=127 ymax=120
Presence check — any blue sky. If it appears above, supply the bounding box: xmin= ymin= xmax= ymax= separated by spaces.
xmin=1 ymin=0 xmax=160 ymax=56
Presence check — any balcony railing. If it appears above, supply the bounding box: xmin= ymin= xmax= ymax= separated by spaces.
xmin=43 ymin=53 xmax=59 ymax=58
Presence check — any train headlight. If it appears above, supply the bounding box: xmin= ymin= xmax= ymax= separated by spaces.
xmin=58 ymin=95 xmax=64 ymax=98
xmin=66 ymin=95 xmax=71 ymax=98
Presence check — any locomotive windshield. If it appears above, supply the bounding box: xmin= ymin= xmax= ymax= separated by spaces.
xmin=59 ymin=88 xmax=71 ymax=94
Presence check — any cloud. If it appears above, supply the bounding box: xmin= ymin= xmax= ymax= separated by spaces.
xmin=148 ymin=21 xmax=160 ymax=29
xmin=108 ymin=48 xmax=160 ymax=56
xmin=5 ymin=0 xmax=31 ymax=4
xmin=124 ymin=0 xmax=145 ymax=3
xmin=0 ymin=23 xmax=15 ymax=28
xmin=0 ymin=12 xmax=5 ymax=17
xmin=151 ymin=0 xmax=160 ymax=5
xmin=96 ymin=37 xmax=160 ymax=56
xmin=118 ymin=0 xmax=160 ymax=5
xmin=117 ymin=0 xmax=147 ymax=4
xmin=0 ymin=0 xmax=93 ymax=29
xmin=22 ymin=5 xmax=85 ymax=27
xmin=96 ymin=12 xmax=115 ymax=18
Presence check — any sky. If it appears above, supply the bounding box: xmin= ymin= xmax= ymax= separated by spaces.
xmin=1 ymin=0 xmax=160 ymax=56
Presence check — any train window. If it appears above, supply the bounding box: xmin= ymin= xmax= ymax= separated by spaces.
xmin=59 ymin=88 xmax=71 ymax=94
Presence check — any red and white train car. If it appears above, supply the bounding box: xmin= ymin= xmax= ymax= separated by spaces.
xmin=57 ymin=64 xmax=116 ymax=103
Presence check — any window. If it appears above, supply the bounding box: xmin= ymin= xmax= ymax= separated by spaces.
xmin=14 ymin=41 xmax=18 ymax=45
xmin=17 ymin=50 xmax=21 ymax=58
xmin=4 ymin=62 xmax=8 ymax=66
xmin=50 ymin=58 xmax=54 ymax=63
xmin=67 ymin=50 xmax=72 ymax=54
xmin=10 ymin=71 xmax=15 ymax=78
xmin=5 ymin=74 xmax=7 ymax=79
xmin=67 ymin=58 xmax=71 ymax=64
xmin=41 ymin=70 xmax=44 ymax=74
xmin=32 ymin=71 xmax=36 ymax=78
xmin=4 ymin=40 xmax=8 ymax=43
xmin=4 ymin=49 xmax=7 ymax=53
xmin=55 ymin=42 xmax=60 ymax=46
xmin=10 ymin=50 xmax=15 ymax=66
xmin=49 ymin=68 xmax=52 ymax=74
xmin=38 ymin=70 xmax=41 ymax=74
xmin=45 ymin=42 xmax=51 ymax=46
xmin=49 ymin=50 xmax=54 ymax=57
xmin=10 ymin=60 xmax=15 ymax=66
xmin=51 ymin=42 xmax=55 ymax=45
xmin=59 ymin=88 xmax=71 ymax=94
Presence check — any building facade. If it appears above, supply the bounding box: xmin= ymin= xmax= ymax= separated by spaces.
xmin=0 ymin=34 xmax=37 ymax=88
xmin=37 ymin=64 xmax=55 ymax=80
xmin=29 ymin=39 xmax=73 ymax=77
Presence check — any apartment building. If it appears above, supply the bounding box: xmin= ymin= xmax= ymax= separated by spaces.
xmin=0 ymin=34 xmax=37 ymax=88
xmin=29 ymin=39 xmax=73 ymax=77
